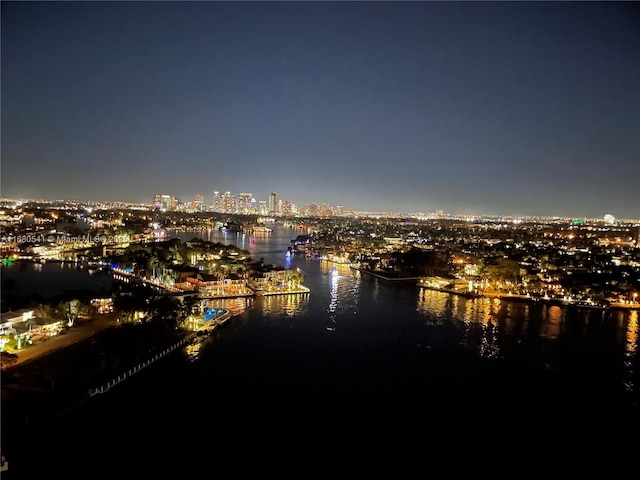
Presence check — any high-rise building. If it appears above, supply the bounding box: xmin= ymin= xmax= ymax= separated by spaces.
xmin=281 ymin=199 xmax=293 ymax=216
xmin=168 ymin=195 xmax=177 ymax=211
xmin=268 ymin=192 xmax=280 ymax=215
xmin=307 ymin=203 xmax=319 ymax=217
xmin=194 ymin=194 xmax=204 ymax=212
xmin=153 ymin=193 xmax=172 ymax=211
xmin=221 ymin=192 xmax=236 ymax=214
xmin=320 ymin=203 xmax=332 ymax=217
xmin=211 ymin=191 xmax=221 ymax=212
xmin=238 ymin=193 xmax=253 ymax=214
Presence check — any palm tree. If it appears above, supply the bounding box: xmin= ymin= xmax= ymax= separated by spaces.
xmin=57 ymin=298 xmax=80 ymax=326
xmin=147 ymin=255 xmax=168 ymax=283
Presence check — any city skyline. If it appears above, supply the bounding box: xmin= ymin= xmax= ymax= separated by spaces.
xmin=1 ymin=2 xmax=639 ymax=219
xmin=3 ymin=192 xmax=639 ymax=223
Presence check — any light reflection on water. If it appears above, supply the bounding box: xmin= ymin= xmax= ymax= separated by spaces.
xmin=202 ymin=292 xmax=309 ymax=318
xmin=260 ymin=293 xmax=309 ymax=317
xmin=626 ymin=310 xmax=638 ymax=356
xmin=169 ymin=227 xmax=640 ymax=404
xmin=202 ymin=297 xmax=253 ymax=318
xmin=417 ymin=287 xmax=505 ymax=325
xmin=328 ymin=272 xmax=338 ymax=317
xmin=416 ymin=285 xmax=639 ymax=395
xmin=624 ymin=310 xmax=638 ymax=392
xmin=540 ymin=304 xmax=564 ymax=340
xmin=324 ymin=263 xmax=360 ymax=327
xmin=4 ymin=224 xmax=638 ymax=459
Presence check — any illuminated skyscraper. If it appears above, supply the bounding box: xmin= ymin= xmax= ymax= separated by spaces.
xmin=194 ymin=194 xmax=204 ymax=212
xmin=211 ymin=191 xmax=221 ymax=212
xmin=221 ymin=192 xmax=236 ymax=213
xmin=268 ymin=192 xmax=280 ymax=215
xmin=238 ymin=193 xmax=253 ymax=214
xmin=281 ymin=199 xmax=293 ymax=216
xmin=153 ymin=193 xmax=172 ymax=211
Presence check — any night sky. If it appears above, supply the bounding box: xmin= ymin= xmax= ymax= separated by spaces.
xmin=1 ymin=1 xmax=639 ymax=219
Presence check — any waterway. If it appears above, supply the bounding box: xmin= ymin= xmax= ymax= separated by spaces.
xmin=1 ymin=260 xmax=113 ymax=301
xmin=2 ymin=224 xmax=639 ymax=475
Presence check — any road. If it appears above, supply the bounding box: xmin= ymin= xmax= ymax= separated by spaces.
xmin=1 ymin=315 xmax=118 ymax=371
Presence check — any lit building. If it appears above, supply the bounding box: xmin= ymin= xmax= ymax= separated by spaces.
xmin=307 ymin=203 xmax=319 ymax=217
xmin=268 ymin=192 xmax=280 ymax=215
xmin=238 ymin=193 xmax=253 ymax=214
xmin=153 ymin=194 xmax=172 ymax=211
xmin=320 ymin=203 xmax=333 ymax=217
xmin=193 ymin=194 xmax=204 ymax=212
xmin=211 ymin=191 xmax=222 ymax=212
xmin=281 ymin=199 xmax=293 ymax=216
xmin=221 ymin=192 xmax=236 ymax=214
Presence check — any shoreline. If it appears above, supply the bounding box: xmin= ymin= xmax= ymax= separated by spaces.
xmin=417 ymin=284 xmax=639 ymax=311
xmin=111 ymin=267 xmax=311 ymax=299
xmin=352 ymin=266 xmax=639 ymax=311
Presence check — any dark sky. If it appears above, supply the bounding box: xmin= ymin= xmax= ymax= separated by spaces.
xmin=2 ymin=1 xmax=639 ymax=219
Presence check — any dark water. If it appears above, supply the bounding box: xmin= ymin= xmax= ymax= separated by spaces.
xmin=1 ymin=261 xmax=113 ymax=301
xmin=3 ymin=225 xmax=639 ymax=475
